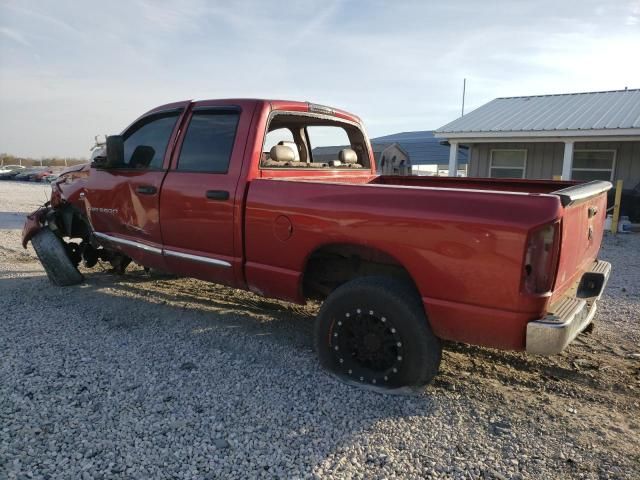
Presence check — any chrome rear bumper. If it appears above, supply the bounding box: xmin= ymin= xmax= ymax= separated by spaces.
xmin=526 ymin=260 xmax=611 ymax=355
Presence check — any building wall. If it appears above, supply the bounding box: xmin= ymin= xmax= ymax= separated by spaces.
xmin=411 ymin=164 xmax=438 ymax=175
xmin=378 ymin=145 xmax=410 ymax=175
xmin=469 ymin=140 xmax=640 ymax=186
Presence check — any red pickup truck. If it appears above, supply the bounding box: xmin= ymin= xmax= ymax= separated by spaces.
xmin=23 ymin=99 xmax=612 ymax=388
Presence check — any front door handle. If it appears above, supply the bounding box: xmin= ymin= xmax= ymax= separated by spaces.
xmin=136 ymin=185 xmax=157 ymax=195
xmin=206 ymin=190 xmax=229 ymax=201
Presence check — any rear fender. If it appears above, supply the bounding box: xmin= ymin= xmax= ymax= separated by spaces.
xmin=22 ymin=207 xmax=48 ymax=248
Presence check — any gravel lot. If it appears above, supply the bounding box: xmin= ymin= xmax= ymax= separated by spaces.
xmin=1 ymin=181 xmax=639 ymax=479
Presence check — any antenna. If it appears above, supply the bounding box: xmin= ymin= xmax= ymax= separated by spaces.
xmin=461 ymin=78 xmax=467 ymax=117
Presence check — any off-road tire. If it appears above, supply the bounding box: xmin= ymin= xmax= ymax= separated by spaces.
xmin=31 ymin=228 xmax=84 ymax=286
xmin=315 ymin=276 xmax=442 ymax=388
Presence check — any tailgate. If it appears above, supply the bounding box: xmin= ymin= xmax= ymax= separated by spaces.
xmin=551 ymin=181 xmax=612 ymax=299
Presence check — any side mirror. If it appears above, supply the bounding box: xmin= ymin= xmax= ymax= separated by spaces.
xmin=106 ymin=135 xmax=124 ymax=167
xmin=91 ymin=153 xmax=107 ymax=168
xmin=91 ymin=135 xmax=124 ymax=169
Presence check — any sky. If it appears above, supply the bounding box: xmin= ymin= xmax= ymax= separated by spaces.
xmin=1 ymin=0 xmax=639 ymax=158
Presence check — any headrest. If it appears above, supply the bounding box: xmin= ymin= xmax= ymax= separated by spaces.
xmin=130 ymin=145 xmax=155 ymax=168
xmin=278 ymin=141 xmax=300 ymax=161
xmin=270 ymin=145 xmax=295 ymax=163
xmin=338 ymin=148 xmax=357 ymax=164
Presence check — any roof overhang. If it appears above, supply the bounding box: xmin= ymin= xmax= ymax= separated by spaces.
xmin=434 ymin=128 xmax=640 ymax=143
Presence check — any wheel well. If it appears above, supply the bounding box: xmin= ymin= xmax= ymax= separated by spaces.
xmin=302 ymin=244 xmax=418 ymax=300
xmin=46 ymin=204 xmax=91 ymax=239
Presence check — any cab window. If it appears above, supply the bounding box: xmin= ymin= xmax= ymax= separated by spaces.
xmin=122 ymin=112 xmax=180 ymax=169
xmin=177 ymin=110 xmax=240 ymax=173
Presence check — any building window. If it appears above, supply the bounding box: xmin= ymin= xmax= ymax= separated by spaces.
xmin=571 ymin=150 xmax=615 ymax=181
xmin=490 ymin=149 xmax=527 ymax=178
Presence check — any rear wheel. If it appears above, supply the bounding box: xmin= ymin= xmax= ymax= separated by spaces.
xmin=31 ymin=228 xmax=83 ymax=286
xmin=314 ymin=276 xmax=441 ymax=388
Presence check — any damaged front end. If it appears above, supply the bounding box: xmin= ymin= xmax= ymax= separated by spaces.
xmin=22 ymin=201 xmax=97 ymax=266
xmin=22 ymin=163 xmax=130 ymax=276
xmin=22 ymin=163 xmax=91 ymax=250
xmin=22 ymin=206 xmax=48 ymax=249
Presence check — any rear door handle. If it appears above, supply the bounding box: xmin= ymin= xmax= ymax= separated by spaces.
xmin=206 ymin=190 xmax=229 ymax=201
xmin=136 ymin=185 xmax=157 ymax=195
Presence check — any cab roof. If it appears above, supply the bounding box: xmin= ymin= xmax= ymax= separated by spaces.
xmin=147 ymin=99 xmax=362 ymax=124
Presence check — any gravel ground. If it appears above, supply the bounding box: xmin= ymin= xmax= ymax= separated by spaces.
xmin=1 ymin=181 xmax=639 ymax=479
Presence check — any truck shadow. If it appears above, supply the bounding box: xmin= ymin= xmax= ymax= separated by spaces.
xmin=80 ymin=267 xmax=317 ymax=342
xmin=89 ymin=269 xmax=603 ymax=395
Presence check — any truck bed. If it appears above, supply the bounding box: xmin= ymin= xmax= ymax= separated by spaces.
xmin=246 ymin=175 xmax=610 ymax=350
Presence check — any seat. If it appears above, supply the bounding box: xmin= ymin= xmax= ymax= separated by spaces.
xmin=129 ymin=145 xmax=155 ymax=168
xmin=262 ymin=144 xmax=296 ymax=167
xmin=338 ymin=148 xmax=362 ymax=168
xmin=278 ymin=141 xmax=300 ymax=161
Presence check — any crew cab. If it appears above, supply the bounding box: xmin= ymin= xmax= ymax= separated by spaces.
xmin=22 ymin=99 xmax=612 ymax=388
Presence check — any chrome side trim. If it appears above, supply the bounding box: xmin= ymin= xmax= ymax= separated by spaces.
xmin=163 ymin=249 xmax=232 ymax=268
xmin=93 ymin=232 xmax=232 ymax=268
xmin=94 ymin=232 xmax=163 ymax=255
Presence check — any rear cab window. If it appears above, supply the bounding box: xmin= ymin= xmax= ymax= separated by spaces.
xmin=260 ymin=113 xmax=369 ymax=170
xmin=307 ymin=126 xmax=351 ymax=164
xmin=264 ymin=128 xmax=295 ymax=153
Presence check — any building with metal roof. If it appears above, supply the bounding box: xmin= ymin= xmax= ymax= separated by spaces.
xmin=311 ymin=142 xmax=410 ymax=174
xmin=310 ymin=131 xmax=470 ymax=175
xmin=434 ymin=89 xmax=640 ymax=187
xmin=371 ymin=131 xmax=468 ymax=167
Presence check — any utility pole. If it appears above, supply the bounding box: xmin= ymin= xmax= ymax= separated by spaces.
xmin=461 ymin=78 xmax=467 ymax=117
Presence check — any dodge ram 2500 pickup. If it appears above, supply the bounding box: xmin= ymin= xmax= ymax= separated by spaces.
xmin=23 ymin=99 xmax=612 ymax=388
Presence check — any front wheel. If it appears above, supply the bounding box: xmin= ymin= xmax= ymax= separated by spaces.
xmin=314 ymin=276 xmax=441 ymax=388
xmin=31 ymin=228 xmax=84 ymax=286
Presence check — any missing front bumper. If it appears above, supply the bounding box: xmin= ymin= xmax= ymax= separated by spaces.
xmin=526 ymin=260 xmax=611 ymax=355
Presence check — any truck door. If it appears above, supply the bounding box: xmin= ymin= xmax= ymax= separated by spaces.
xmin=84 ymin=104 xmax=188 ymax=270
xmin=159 ymin=101 xmax=255 ymax=287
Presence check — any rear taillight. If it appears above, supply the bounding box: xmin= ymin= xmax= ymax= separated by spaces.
xmin=522 ymin=222 xmax=560 ymax=294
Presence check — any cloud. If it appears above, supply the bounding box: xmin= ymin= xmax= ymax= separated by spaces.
xmin=2 ymin=3 xmax=80 ymax=35
xmin=0 ymin=26 xmax=30 ymax=46
xmin=133 ymin=0 xmax=206 ymax=32
xmin=624 ymin=0 xmax=640 ymax=24
xmin=288 ymin=0 xmax=342 ymax=47
xmin=0 ymin=0 xmax=638 ymax=157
